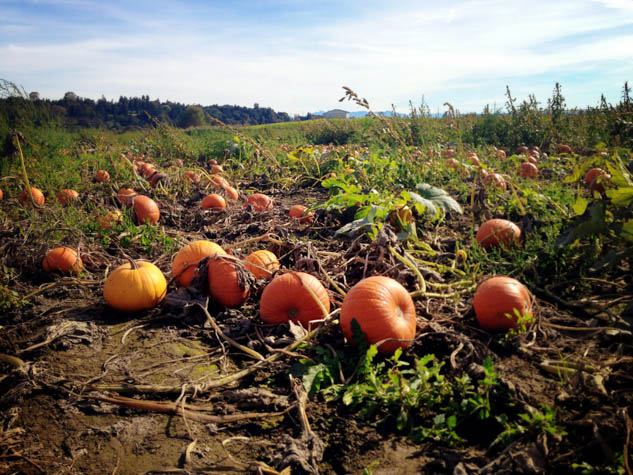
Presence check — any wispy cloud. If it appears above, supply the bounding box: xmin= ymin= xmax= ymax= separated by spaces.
xmin=0 ymin=0 xmax=631 ymax=114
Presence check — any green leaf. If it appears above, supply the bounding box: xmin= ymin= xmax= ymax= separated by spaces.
xmin=335 ymin=217 xmax=375 ymax=237
xmin=606 ymin=187 xmax=633 ymax=207
xmin=622 ymin=220 xmax=633 ymax=242
xmin=562 ymin=156 xmax=597 ymax=184
xmin=412 ymin=183 xmax=463 ymax=214
xmin=302 ymin=363 xmax=330 ymax=396
xmin=557 ymin=201 xmax=609 ymax=246
xmin=605 ymin=154 xmax=633 ymax=187
xmin=572 ymin=196 xmax=589 ymax=216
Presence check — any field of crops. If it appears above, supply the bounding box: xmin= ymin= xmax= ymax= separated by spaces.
xmin=0 ymin=109 xmax=632 ymax=474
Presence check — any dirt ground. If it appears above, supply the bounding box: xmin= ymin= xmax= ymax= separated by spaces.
xmin=1 ymin=180 xmax=632 ymax=474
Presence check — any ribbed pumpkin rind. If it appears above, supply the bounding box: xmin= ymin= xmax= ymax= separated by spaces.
xmin=476 ymin=219 xmax=521 ymax=250
xmin=260 ymin=272 xmax=330 ymax=328
xmin=103 ymin=261 xmax=167 ymax=312
xmin=172 ymin=240 xmax=226 ymax=287
xmin=473 ymin=276 xmax=532 ymax=330
xmin=244 ymin=250 xmax=280 ymax=279
xmin=340 ymin=276 xmax=416 ymax=354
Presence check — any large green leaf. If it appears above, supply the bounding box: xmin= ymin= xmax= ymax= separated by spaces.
xmin=411 ymin=183 xmax=463 ymax=215
xmin=562 ymin=156 xmax=598 ymax=184
xmin=557 ymin=201 xmax=609 ymax=247
xmin=606 ymin=187 xmax=633 ymax=208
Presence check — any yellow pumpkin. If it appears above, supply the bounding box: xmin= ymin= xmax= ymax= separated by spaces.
xmin=103 ymin=259 xmax=167 ymax=312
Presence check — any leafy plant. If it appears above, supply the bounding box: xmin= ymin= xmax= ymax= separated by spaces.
xmin=491 ymin=405 xmax=567 ymax=448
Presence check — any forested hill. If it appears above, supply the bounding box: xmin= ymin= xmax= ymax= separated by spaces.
xmin=0 ymin=91 xmax=293 ymax=131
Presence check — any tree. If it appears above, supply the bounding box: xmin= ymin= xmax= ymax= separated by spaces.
xmin=29 ymin=91 xmax=40 ymax=101
xmin=180 ymin=105 xmax=205 ymax=128
xmin=63 ymin=91 xmax=78 ymax=101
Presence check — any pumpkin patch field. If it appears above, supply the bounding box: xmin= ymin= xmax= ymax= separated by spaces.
xmin=0 ymin=111 xmax=632 ymax=474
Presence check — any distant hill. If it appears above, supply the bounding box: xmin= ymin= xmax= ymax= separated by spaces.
xmin=312 ymin=110 xmax=440 ymax=118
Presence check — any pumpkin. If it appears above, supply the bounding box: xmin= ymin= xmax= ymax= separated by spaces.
xmin=340 ymin=276 xmax=417 ymax=354
xmin=495 ymin=149 xmax=507 ymax=159
xmin=174 ymin=158 xmax=184 ymax=167
xmin=558 ymin=144 xmax=573 ymax=154
xmin=245 ymin=193 xmax=273 ymax=212
xmin=43 ymin=247 xmax=83 ymax=275
xmin=584 ymin=168 xmax=606 ymax=185
xmin=56 ymin=189 xmax=79 ymax=205
xmin=207 ymin=256 xmax=251 ymax=308
xmin=208 ymin=159 xmax=218 ymax=166
xmin=172 ymin=240 xmax=226 ymax=287
xmin=103 ymin=259 xmax=167 ymax=312
xmin=260 ymin=272 xmax=330 ymax=328
xmin=222 ymin=184 xmax=239 ymax=200
xmin=131 ymin=195 xmax=160 ymax=225
xmin=0 ymin=188 xmax=3 ymax=200
xmin=184 ymin=170 xmax=201 ymax=183
xmin=527 ymin=155 xmax=539 ymax=164
xmin=18 ymin=187 xmax=45 ymax=206
xmin=483 ymin=173 xmax=507 ymax=191
xmin=148 ymin=172 xmax=168 ymax=188
xmin=288 ymin=204 xmax=314 ymax=224
xmin=97 ymin=210 xmax=123 ymax=230
xmin=589 ymin=173 xmax=611 ymax=194
xmin=519 ymin=162 xmax=538 ymax=179
xmin=517 ymin=146 xmax=529 ymax=155
xmin=388 ymin=205 xmax=413 ymax=229
xmin=208 ymin=174 xmax=229 ymax=189
xmin=473 ymin=276 xmax=532 ymax=330
xmin=446 ymin=158 xmax=460 ymax=169
xmin=117 ymin=188 xmax=136 ymax=205
xmin=201 ymin=193 xmax=226 ymax=210
xmin=211 ymin=164 xmax=224 ymax=175
xmin=441 ymin=149 xmax=455 ymax=158
xmin=531 ymin=146 xmax=540 ymax=153
xmin=141 ymin=163 xmax=156 ymax=178
xmin=244 ymin=250 xmax=280 ymax=279
xmin=322 ymin=172 xmax=337 ymax=180
xmin=95 ymin=170 xmax=110 ymax=183
xmin=134 ymin=161 xmax=145 ymax=173
xmin=476 ymin=219 xmax=521 ymax=250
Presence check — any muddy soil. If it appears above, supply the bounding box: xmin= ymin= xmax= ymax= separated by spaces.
xmin=1 ymin=180 xmax=632 ymax=474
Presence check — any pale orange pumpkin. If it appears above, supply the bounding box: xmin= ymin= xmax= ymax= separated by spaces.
xmin=184 ymin=170 xmax=201 ymax=183
xmin=517 ymin=146 xmax=529 ymax=155
xmin=95 ymin=170 xmax=110 ymax=183
xmin=288 ymin=205 xmax=314 ymax=224
xmin=141 ymin=163 xmax=156 ymax=178
xmin=104 ymin=259 xmax=167 ymax=312
xmin=260 ymin=272 xmax=330 ymax=328
xmin=208 ymin=174 xmax=229 ymax=189
xmin=172 ymin=240 xmax=226 ymax=287
xmin=56 ymin=189 xmax=79 ymax=205
xmin=245 ymin=193 xmax=273 ymax=212
xmin=244 ymin=250 xmax=280 ymax=279
xmin=201 ymin=193 xmax=226 ymax=210
xmin=0 ymin=188 xmax=3 ymax=200
xmin=584 ymin=168 xmax=606 ymax=185
xmin=473 ymin=276 xmax=532 ymax=330
xmin=340 ymin=276 xmax=417 ymax=354
xmin=476 ymin=219 xmax=521 ymax=250
xmin=388 ymin=205 xmax=413 ymax=229
xmin=211 ymin=164 xmax=224 ymax=175
xmin=18 ymin=187 xmax=45 ymax=207
xmin=131 ymin=195 xmax=160 ymax=225
xmin=207 ymin=256 xmax=251 ymax=308
xmin=43 ymin=247 xmax=83 ymax=275
xmin=495 ymin=149 xmax=507 ymax=159
xmin=558 ymin=144 xmax=573 ymax=154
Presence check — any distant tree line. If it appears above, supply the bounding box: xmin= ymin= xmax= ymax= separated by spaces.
xmin=0 ymin=86 xmax=292 ymax=132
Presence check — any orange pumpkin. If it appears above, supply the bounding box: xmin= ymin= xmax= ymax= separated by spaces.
xmin=132 ymin=195 xmax=160 ymax=225
xmin=18 ymin=187 xmax=45 ymax=206
xmin=172 ymin=240 xmax=226 ymax=287
xmin=117 ymin=188 xmax=136 ymax=205
xmin=388 ymin=205 xmax=413 ymax=229
xmin=260 ymin=272 xmax=330 ymax=328
xmin=446 ymin=158 xmax=460 ymax=169
xmin=517 ymin=146 xmax=529 ymax=155
xmin=0 ymin=188 xmax=3 ymax=200
xmin=244 ymin=250 xmax=280 ymax=279
xmin=483 ymin=173 xmax=507 ymax=191
xmin=589 ymin=173 xmax=611 ymax=194
xmin=211 ymin=164 xmax=224 ymax=175
xmin=201 ymin=193 xmax=227 ymax=210
xmin=288 ymin=205 xmax=314 ymax=224
xmin=141 ymin=163 xmax=156 ymax=178
xmin=473 ymin=276 xmax=532 ymax=331
xmin=208 ymin=174 xmax=229 ymax=189
xmin=148 ymin=172 xmax=168 ymax=188
xmin=184 ymin=170 xmax=201 ymax=183
xmin=558 ymin=144 xmax=573 ymax=154
xmin=441 ymin=148 xmax=455 ymax=158
xmin=340 ymin=276 xmax=416 ymax=354
xmin=245 ymin=193 xmax=273 ymax=212
xmin=56 ymin=189 xmax=79 ymax=205
xmin=476 ymin=219 xmax=521 ymax=250
xmin=222 ymin=184 xmax=239 ymax=200
xmin=527 ymin=155 xmax=539 ymax=164
xmin=519 ymin=162 xmax=538 ymax=179
xmin=174 ymin=158 xmax=184 ymax=167
xmin=104 ymin=259 xmax=167 ymax=312
xmin=584 ymin=168 xmax=606 ymax=185
xmin=97 ymin=210 xmax=123 ymax=230
xmin=207 ymin=256 xmax=251 ymax=308
xmin=95 ymin=170 xmax=110 ymax=183
xmin=495 ymin=149 xmax=507 ymax=159
xmin=43 ymin=247 xmax=83 ymax=275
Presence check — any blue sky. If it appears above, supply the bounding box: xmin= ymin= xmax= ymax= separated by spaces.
xmin=1 ymin=0 xmax=632 ymax=115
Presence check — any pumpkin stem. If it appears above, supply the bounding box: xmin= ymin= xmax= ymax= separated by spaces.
xmin=124 ymin=255 xmax=138 ymax=270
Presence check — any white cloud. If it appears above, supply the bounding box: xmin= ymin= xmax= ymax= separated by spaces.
xmin=1 ymin=0 xmax=632 ymax=114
